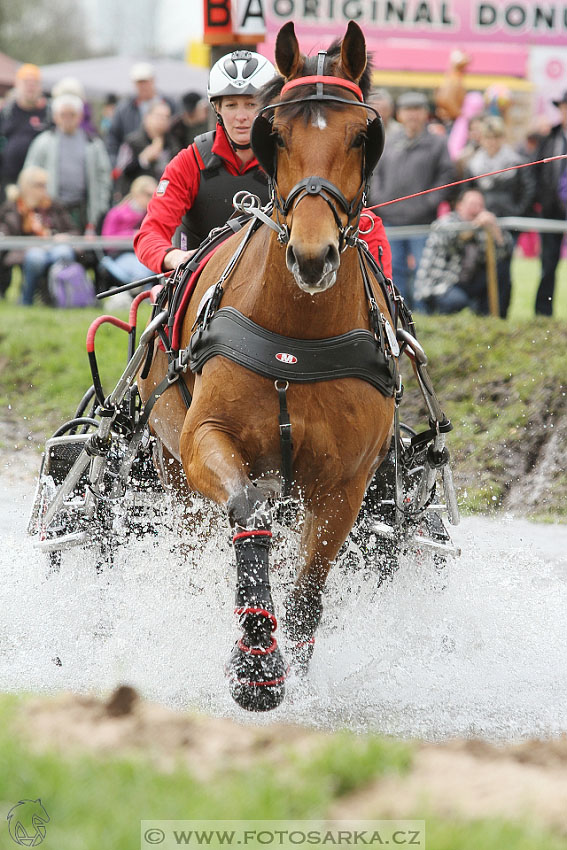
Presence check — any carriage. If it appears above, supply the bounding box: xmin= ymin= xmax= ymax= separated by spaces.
xmin=28 ymin=21 xmax=460 ymax=712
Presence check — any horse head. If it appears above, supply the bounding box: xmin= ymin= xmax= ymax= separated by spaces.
xmin=252 ymin=21 xmax=384 ymax=295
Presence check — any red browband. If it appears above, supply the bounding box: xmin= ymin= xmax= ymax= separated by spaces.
xmin=280 ymin=75 xmax=364 ymax=102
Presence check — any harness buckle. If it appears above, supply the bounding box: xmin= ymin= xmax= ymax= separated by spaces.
xmin=233 ymin=191 xmax=261 ymax=213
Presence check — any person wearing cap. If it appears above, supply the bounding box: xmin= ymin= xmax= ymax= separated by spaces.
xmin=533 ymin=91 xmax=567 ymax=315
xmin=369 ymin=90 xmax=455 ymax=307
xmin=0 ymin=64 xmax=49 ymax=199
xmin=134 ymin=50 xmax=276 ymax=273
xmin=105 ymin=62 xmax=177 ymax=166
xmin=169 ymin=91 xmax=209 ymax=157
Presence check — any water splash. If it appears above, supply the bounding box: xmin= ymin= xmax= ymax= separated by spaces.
xmin=1 ymin=474 xmax=566 ymax=740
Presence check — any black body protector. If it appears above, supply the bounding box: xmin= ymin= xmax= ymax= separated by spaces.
xmin=174 ymin=130 xmax=270 ymax=251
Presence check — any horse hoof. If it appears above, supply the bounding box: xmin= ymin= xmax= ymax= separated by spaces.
xmin=225 ymin=640 xmax=287 ymax=712
xmin=290 ymin=638 xmax=315 ymax=676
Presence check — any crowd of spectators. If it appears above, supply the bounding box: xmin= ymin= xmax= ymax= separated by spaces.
xmin=0 ymin=55 xmax=565 ymax=316
xmin=0 ymin=60 xmax=208 ymax=304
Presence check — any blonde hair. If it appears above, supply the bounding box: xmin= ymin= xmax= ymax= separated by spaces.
xmin=17 ymin=166 xmax=49 ymax=193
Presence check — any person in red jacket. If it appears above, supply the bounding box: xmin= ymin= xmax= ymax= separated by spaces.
xmin=134 ymin=50 xmax=276 ymax=274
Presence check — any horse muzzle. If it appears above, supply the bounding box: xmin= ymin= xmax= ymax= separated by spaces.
xmin=286 ymin=242 xmax=340 ymax=294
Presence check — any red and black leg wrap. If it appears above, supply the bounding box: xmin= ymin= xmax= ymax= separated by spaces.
xmin=227 ymin=529 xmax=288 ymax=711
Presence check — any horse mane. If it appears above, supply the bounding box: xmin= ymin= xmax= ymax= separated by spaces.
xmin=258 ymin=40 xmax=374 ymax=120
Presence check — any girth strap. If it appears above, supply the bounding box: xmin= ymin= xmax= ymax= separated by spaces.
xmin=275 ymin=380 xmax=293 ymax=497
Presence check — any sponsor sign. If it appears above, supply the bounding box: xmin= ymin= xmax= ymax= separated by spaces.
xmin=203 ymin=0 xmax=266 ymax=43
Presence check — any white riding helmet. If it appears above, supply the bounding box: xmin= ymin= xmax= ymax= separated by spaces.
xmin=207 ymin=50 xmax=276 ymax=101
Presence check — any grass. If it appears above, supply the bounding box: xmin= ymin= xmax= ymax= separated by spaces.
xmin=1 ymin=694 xmax=566 ymax=850
xmin=0 ymin=300 xmax=140 ymax=444
xmin=0 ymin=694 xmax=412 ymax=849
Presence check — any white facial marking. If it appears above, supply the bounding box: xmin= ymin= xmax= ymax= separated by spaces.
xmin=312 ymin=109 xmax=327 ymax=130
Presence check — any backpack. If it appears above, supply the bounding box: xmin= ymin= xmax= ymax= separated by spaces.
xmin=47 ymin=259 xmax=96 ymax=308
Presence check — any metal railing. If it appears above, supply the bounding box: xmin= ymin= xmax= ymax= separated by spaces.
xmin=2 ymin=217 xmax=565 ymax=317
xmin=0 ymin=236 xmax=133 ymax=250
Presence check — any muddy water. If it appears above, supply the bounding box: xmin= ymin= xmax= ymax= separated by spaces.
xmin=1 ymin=451 xmax=566 ymax=741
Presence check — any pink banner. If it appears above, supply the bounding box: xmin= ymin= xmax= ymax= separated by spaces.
xmin=259 ymin=1 xmax=567 ymax=75
xmin=265 ymin=0 xmax=567 ymax=46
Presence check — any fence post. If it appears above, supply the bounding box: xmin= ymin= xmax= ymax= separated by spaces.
xmin=484 ymin=229 xmax=499 ymax=317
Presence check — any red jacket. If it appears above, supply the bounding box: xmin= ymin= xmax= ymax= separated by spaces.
xmin=359 ymin=210 xmax=392 ymax=281
xmin=134 ymin=124 xmax=264 ymax=273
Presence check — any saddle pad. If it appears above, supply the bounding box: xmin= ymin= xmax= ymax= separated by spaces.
xmin=170 ymin=242 xmax=225 ymax=351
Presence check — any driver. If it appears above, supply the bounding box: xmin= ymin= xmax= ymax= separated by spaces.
xmin=134 ymin=50 xmax=276 ymax=274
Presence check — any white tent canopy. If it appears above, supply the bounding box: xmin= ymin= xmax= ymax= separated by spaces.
xmin=39 ymin=55 xmax=209 ymax=100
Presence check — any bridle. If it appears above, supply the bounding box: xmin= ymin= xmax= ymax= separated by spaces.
xmin=250 ymin=51 xmax=385 ymax=252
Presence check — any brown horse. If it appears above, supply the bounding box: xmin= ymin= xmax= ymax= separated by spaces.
xmin=139 ymin=21 xmax=397 ymax=711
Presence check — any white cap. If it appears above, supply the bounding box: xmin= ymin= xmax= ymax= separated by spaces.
xmin=131 ymin=62 xmax=155 ymax=82
xmin=207 ymin=50 xmax=276 ymax=101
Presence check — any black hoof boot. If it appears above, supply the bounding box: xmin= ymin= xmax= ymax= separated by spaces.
xmin=284 ymin=588 xmax=323 ymax=675
xmin=226 ymin=611 xmax=287 ymax=711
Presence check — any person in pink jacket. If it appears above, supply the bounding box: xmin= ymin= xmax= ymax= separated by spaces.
xmin=100 ymin=174 xmax=157 ymax=287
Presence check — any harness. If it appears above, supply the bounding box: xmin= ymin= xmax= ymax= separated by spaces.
xmin=173 ymin=131 xmax=270 ymax=251
xmin=139 ymin=62 xmax=421 ymax=498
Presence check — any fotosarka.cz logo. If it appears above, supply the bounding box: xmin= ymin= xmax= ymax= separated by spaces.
xmin=6 ymin=799 xmax=50 ymax=846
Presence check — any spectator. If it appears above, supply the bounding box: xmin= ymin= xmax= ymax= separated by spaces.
xmin=0 ymin=64 xmax=49 ymax=199
xmin=113 ymin=100 xmax=173 ymax=199
xmin=369 ymin=90 xmax=455 ymax=307
xmin=533 ymin=91 xmax=567 ymax=316
xmin=415 ymin=188 xmax=513 ymax=315
xmin=466 ymin=115 xmax=535 ymax=316
xmin=24 ymin=93 xmax=112 ymax=234
xmin=0 ymin=166 xmax=75 ymax=305
xmin=105 ymin=62 xmax=177 ymax=166
xmin=99 ymin=93 xmax=118 ymax=138
xmin=170 ymin=92 xmax=209 ymax=156
xmin=454 ymin=112 xmax=485 ymax=178
xmin=367 ymin=88 xmax=400 ymax=139
xmin=99 ymin=174 xmax=157 ymax=289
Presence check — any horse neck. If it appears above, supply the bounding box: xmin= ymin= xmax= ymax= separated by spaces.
xmin=229 ymin=230 xmax=371 ymax=339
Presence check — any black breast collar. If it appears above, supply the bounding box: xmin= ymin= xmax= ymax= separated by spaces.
xmin=188 ymin=306 xmax=396 ymax=396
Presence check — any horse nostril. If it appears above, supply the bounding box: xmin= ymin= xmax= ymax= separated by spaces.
xmin=286 ymin=244 xmax=297 ymax=269
xmin=325 ymin=243 xmax=340 ymax=269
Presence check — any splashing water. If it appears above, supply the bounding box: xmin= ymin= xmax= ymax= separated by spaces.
xmin=1 ymin=469 xmax=566 ymax=741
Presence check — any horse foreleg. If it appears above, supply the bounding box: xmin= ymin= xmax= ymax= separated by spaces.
xmin=285 ymin=479 xmax=367 ymax=672
xmin=181 ymin=425 xmax=287 ymax=711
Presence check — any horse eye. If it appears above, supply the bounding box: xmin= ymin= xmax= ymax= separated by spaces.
xmin=351 ymin=133 xmax=366 ymax=149
xmin=273 ymin=132 xmax=286 ymax=149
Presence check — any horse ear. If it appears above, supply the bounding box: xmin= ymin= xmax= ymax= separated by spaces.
xmin=340 ymin=20 xmax=367 ymax=83
xmin=275 ymin=22 xmax=303 ymax=79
